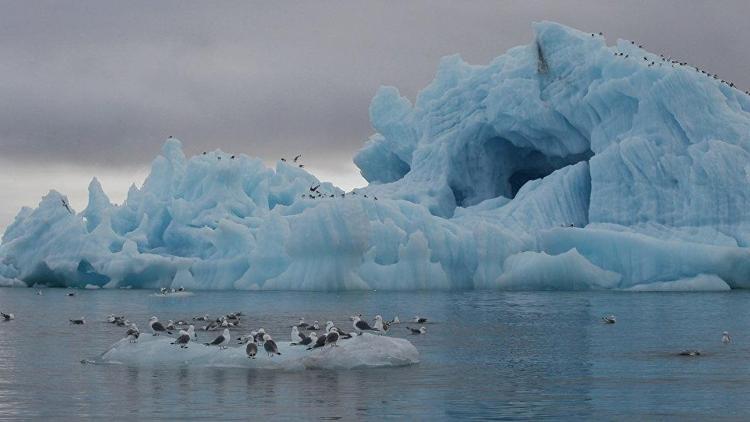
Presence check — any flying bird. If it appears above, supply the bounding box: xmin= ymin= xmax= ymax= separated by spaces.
xmin=293 ymin=154 xmax=302 ymax=162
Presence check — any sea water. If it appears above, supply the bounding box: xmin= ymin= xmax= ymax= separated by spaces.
xmin=0 ymin=288 xmax=749 ymax=420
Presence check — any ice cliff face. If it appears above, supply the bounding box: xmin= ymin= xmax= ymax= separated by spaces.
xmin=2 ymin=22 xmax=750 ymax=291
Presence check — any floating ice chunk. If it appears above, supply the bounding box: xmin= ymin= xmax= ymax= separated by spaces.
xmin=625 ymin=274 xmax=731 ymax=292
xmin=99 ymin=333 xmax=419 ymax=370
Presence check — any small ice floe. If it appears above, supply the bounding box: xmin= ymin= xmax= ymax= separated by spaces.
xmin=99 ymin=332 xmax=419 ymax=370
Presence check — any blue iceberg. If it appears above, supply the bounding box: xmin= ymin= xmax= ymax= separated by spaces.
xmin=2 ymin=22 xmax=750 ymax=291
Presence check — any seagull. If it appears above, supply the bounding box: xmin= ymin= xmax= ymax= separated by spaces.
xmin=149 ymin=316 xmax=172 ymax=335
xmin=36 ymin=290 xmax=43 ymax=296
xmin=352 ymin=315 xmax=377 ymax=335
xmin=1 ymin=312 xmax=15 ymax=321
xmin=171 ymin=328 xmax=192 ymax=348
xmin=722 ymin=331 xmax=732 ymax=344
xmin=406 ymin=326 xmax=426 ymax=335
xmin=205 ymin=328 xmax=231 ymax=349
xmin=291 ymin=326 xmax=307 ymax=344
xmin=125 ymin=323 xmax=140 ymax=343
xmin=601 ymin=315 xmax=616 ymax=324
xmin=245 ymin=338 xmax=258 ymax=359
xmin=325 ymin=327 xmax=340 ymax=347
xmin=373 ymin=315 xmax=388 ymax=333
xmin=67 ymin=292 xmax=76 ymax=297
xmin=325 ymin=321 xmax=352 ymax=339
xmin=307 ymin=332 xmax=327 ymax=350
xmin=166 ymin=320 xmax=176 ymax=331
xmin=263 ymin=334 xmax=281 ymax=357
xmin=294 ymin=332 xmax=316 ymax=346
xmin=678 ymin=350 xmax=701 ymax=357
xmin=281 ymin=158 xmax=287 ymax=162
xmin=293 ymin=154 xmax=302 ymax=162
xmin=70 ymin=317 xmax=85 ymax=325
xmin=307 ymin=320 xmax=320 ymax=331
xmin=391 ymin=316 xmax=400 ymax=324
xmin=297 ymin=317 xmax=309 ymax=328
xmin=254 ymin=328 xmax=266 ymax=344
xmin=413 ymin=316 xmax=428 ymax=324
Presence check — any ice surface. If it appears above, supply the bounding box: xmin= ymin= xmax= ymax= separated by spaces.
xmin=2 ymin=21 xmax=750 ymax=291
xmin=99 ymin=333 xmax=419 ymax=370
xmin=624 ymin=274 xmax=731 ymax=292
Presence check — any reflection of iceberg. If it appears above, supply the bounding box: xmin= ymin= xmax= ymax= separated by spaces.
xmin=99 ymin=333 xmax=420 ymax=370
xmin=3 ymin=21 xmax=750 ymax=291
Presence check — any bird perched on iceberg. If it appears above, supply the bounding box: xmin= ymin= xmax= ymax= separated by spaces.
xmin=125 ymin=323 xmax=139 ymax=343
xmin=149 ymin=316 xmax=172 ymax=335
xmin=205 ymin=328 xmax=230 ymax=349
xmin=263 ymin=334 xmax=281 ymax=357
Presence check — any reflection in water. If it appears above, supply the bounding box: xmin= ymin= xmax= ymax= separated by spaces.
xmin=0 ymin=289 xmax=748 ymax=419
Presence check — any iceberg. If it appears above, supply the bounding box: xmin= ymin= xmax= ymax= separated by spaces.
xmin=2 ymin=21 xmax=750 ymax=291
xmin=98 ymin=333 xmax=419 ymax=370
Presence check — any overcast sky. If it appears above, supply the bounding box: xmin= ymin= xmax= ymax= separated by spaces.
xmin=1 ymin=0 xmax=748 ymax=232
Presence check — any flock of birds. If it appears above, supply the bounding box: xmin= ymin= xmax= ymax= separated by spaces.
xmin=301 ymin=184 xmax=378 ymax=201
xmin=600 ymin=314 xmax=732 ymax=356
xmin=119 ymin=313 xmax=427 ymax=359
xmin=587 ymin=32 xmax=747 ymax=95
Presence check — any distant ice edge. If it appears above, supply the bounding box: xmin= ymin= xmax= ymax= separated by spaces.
xmin=2 ymin=21 xmax=750 ymax=292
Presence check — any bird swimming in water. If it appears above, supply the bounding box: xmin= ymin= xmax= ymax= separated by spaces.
xmin=1 ymin=312 xmax=15 ymax=321
xmin=149 ymin=316 xmax=172 ymax=335
xmin=407 ymin=326 xmax=426 ymax=335
xmin=678 ymin=350 xmax=701 ymax=357
xmin=67 ymin=292 xmax=76 ymax=297
xmin=70 ymin=317 xmax=85 ymax=325
xmin=413 ymin=316 xmax=428 ymax=324
xmin=601 ymin=315 xmax=616 ymax=324
xmin=722 ymin=331 xmax=732 ymax=344
xmin=205 ymin=328 xmax=231 ymax=349
xmin=263 ymin=334 xmax=281 ymax=357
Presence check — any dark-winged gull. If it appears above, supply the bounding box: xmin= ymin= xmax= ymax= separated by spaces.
xmin=125 ymin=323 xmax=140 ymax=343
xmin=149 ymin=316 xmax=172 ymax=335
xmin=263 ymin=334 xmax=281 ymax=357
xmin=171 ymin=326 xmax=193 ymax=348
xmin=295 ymin=332 xmax=316 ymax=346
xmin=325 ymin=328 xmax=340 ymax=347
xmin=406 ymin=326 xmax=426 ymax=335
xmin=205 ymin=328 xmax=231 ymax=349
xmin=70 ymin=317 xmax=85 ymax=325
xmin=307 ymin=332 xmax=327 ymax=350
xmin=352 ymin=315 xmax=377 ymax=335
xmin=413 ymin=316 xmax=428 ymax=324
xmin=245 ymin=338 xmax=258 ymax=359
xmin=1 ymin=312 xmax=15 ymax=321
xmin=291 ymin=326 xmax=307 ymax=344
xmin=601 ymin=315 xmax=616 ymax=324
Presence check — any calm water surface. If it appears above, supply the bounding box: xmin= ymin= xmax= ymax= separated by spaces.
xmin=0 ymin=288 xmax=748 ymax=420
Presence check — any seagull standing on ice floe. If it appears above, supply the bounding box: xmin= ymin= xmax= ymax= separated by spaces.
xmin=126 ymin=323 xmax=140 ymax=343
xmin=601 ymin=315 xmax=616 ymax=324
xmin=308 ymin=332 xmax=327 ymax=350
xmin=373 ymin=315 xmax=388 ymax=333
xmin=205 ymin=328 xmax=231 ymax=349
xmin=193 ymin=314 xmax=209 ymax=321
xmin=295 ymin=332 xmax=316 ymax=346
xmin=352 ymin=315 xmax=377 ymax=335
xmin=722 ymin=331 xmax=732 ymax=344
xmin=149 ymin=316 xmax=172 ymax=335
xmin=1 ymin=312 xmax=15 ymax=321
xmin=325 ymin=321 xmax=352 ymax=339
xmin=254 ymin=328 xmax=266 ymax=344
xmin=325 ymin=327 xmax=340 ymax=347
xmin=407 ymin=326 xmax=426 ymax=335
xmin=291 ymin=326 xmax=307 ymax=344
xmin=172 ymin=328 xmax=192 ymax=349
xmin=245 ymin=338 xmax=258 ymax=359
xmin=263 ymin=334 xmax=281 ymax=357
xmin=307 ymin=321 xmax=320 ymax=331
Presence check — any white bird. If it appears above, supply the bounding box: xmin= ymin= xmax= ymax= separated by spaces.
xmin=205 ymin=328 xmax=230 ymax=349
xmin=263 ymin=334 xmax=281 ymax=357
xmin=291 ymin=326 xmax=306 ymax=344
xmin=391 ymin=316 xmax=400 ymax=324
xmin=36 ymin=290 xmax=43 ymax=296
xmin=149 ymin=316 xmax=172 ymax=335
xmin=373 ymin=315 xmax=388 ymax=333
xmin=722 ymin=331 xmax=732 ymax=344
